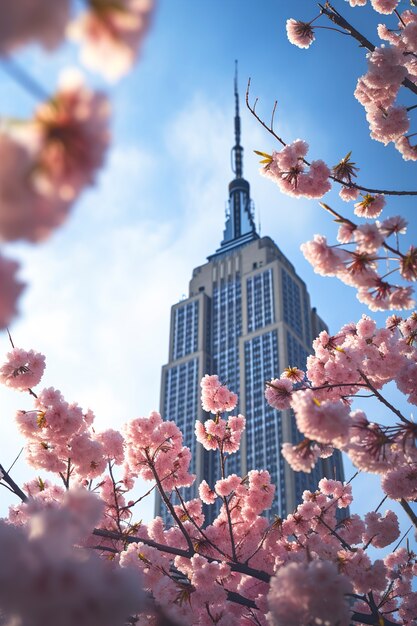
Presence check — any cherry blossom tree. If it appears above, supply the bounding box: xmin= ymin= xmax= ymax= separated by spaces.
xmin=0 ymin=2 xmax=416 ymax=626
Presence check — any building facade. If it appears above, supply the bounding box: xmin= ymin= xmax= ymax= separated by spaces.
xmin=156 ymin=78 xmax=344 ymax=524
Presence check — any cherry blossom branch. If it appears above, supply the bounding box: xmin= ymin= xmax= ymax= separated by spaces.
xmin=92 ymin=528 xmax=271 ymax=583
xmin=357 ymin=369 xmax=409 ymax=424
xmin=108 ymin=460 xmax=123 ymax=533
xmin=119 ymin=481 xmax=158 ymax=513
xmin=317 ymin=514 xmax=354 ymax=552
xmin=0 ymin=462 xmax=28 ymax=502
xmin=319 ymin=2 xmax=417 ymax=98
xmin=145 ymin=449 xmax=194 ymax=554
xmin=174 ymin=486 xmax=232 ymax=561
xmin=0 ymin=57 xmax=51 ymax=102
xmin=319 ymin=202 xmax=405 ymax=259
xmin=400 ymin=498 xmax=417 ymax=529
xmin=246 ymin=80 xmax=417 ymax=196
xmin=219 ymin=445 xmax=238 ymax=562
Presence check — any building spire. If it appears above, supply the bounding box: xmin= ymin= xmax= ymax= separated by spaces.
xmin=208 ymin=63 xmax=259 ymax=260
xmin=232 ymin=60 xmax=243 ymax=179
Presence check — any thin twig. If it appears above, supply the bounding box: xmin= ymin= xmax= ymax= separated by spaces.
xmin=400 ymin=499 xmax=417 ymax=529
xmin=246 ymin=81 xmax=417 ymax=196
xmin=1 ymin=57 xmax=51 ymax=102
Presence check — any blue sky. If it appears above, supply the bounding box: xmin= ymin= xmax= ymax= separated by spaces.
xmin=1 ymin=1 xmax=416 ymax=533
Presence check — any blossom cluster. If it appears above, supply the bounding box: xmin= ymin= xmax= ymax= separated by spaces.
xmin=301 ymin=214 xmax=415 ymax=311
xmin=286 ymin=5 xmax=417 ymax=159
xmin=0 ymin=0 xmax=154 ymax=330
xmin=0 ymin=72 xmax=110 ymax=244
xmin=260 ymin=140 xmax=332 ymax=199
xmin=265 ymin=312 xmax=417 ymax=503
xmin=0 ymin=0 xmax=154 ymax=82
xmin=1 ymin=364 xmax=416 ymax=625
xmin=0 ymin=490 xmax=143 ymax=626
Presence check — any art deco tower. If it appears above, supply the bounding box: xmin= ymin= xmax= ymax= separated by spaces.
xmin=157 ymin=70 xmax=344 ymax=524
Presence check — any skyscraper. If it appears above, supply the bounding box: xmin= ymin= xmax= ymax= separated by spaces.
xmin=157 ymin=72 xmax=344 ymax=524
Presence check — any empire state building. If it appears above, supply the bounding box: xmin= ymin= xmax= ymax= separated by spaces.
xmin=156 ymin=73 xmax=345 ymax=524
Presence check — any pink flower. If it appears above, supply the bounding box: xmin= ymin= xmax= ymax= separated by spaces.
xmin=363 ymin=510 xmax=400 ymax=548
xmin=382 ymin=465 xmax=417 ymax=500
xmin=200 ymin=375 xmax=237 ymax=413
xmin=356 ymin=315 xmax=376 ymax=339
xmin=395 ymin=135 xmax=417 ymax=161
xmin=354 ymin=193 xmax=385 ymax=218
xmin=280 ymin=366 xmax=305 ymax=383
xmin=68 ymin=0 xmax=155 ymax=82
xmin=368 ymin=105 xmax=410 ymax=145
xmin=0 ymin=254 xmax=25 ymax=329
xmin=291 ymin=390 xmax=350 ymax=445
xmin=301 ymin=234 xmax=349 ymax=276
xmin=354 ymin=223 xmax=384 ymax=253
xmin=265 ymin=378 xmax=293 ymax=410
xmin=286 ymin=19 xmax=315 ymax=49
xmin=261 ymin=141 xmax=331 ymax=199
xmin=339 ymin=185 xmax=360 ymax=202
xmin=337 ymin=222 xmax=356 ymax=244
xmin=400 ymin=246 xmax=417 ymax=281
xmin=371 ymin=0 xmax=399 ymax=14
xmin=198 ymin=480 xmax=217 ymax=505
xmin=380 ymin=215 xmax=407 ymax=236
xmin=34 ymin=72 xmax=111 ymax=202
xmin=0 ymin=132 xmax=69 ymax=243
xmin=215 ymin=474 xmax=241 ymax=497
xmin=0 ymin=0 xmax=70 ymax=54
xmin=282 ymin=440 xmax=320 ymax=473
xmin=0 ymin=348 xmax=45 ymax=390
xmin=268 ymin=561 xmax=352 ymax=626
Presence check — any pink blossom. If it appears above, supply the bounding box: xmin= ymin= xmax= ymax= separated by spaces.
xmin=400 ymin=246 xmax=417 ymax=281
xmin=291 ymin=390 xmax=351 ymax=445
xmin=215 ymin=474 xmax=241 ymax=497
xmin=282 ymin=440 xmax=320 ymax=473
xmin=0 ymin=348 xmax=45 ymax=390
xmin=268 ymin=561 xmax=352 ymax=626
xmin=402 ymin=20 xmax=417 ymax=54
xmin=0 ymin=0 xmax=70 ymax=54
xmin=68 ymin=0 xmax=155 ymax=82
xmin=371 ymin=0 xmax=399 ymax=14
xmin=0 ymin=502 xmax=143 ymax=626
xmin=356 ymin=315 xmax=376 ymax=339
xmin=347 ymin=0 xmax=367 ymax=5
xmin=0 ymin=132 xmax=70 ymax=243
xmin=395 ymin=135 xmax=417 ymax=161
xmin=280 ymin=366 xmax=305 ymax=383
xmin=94 ymin=429 xmax=125 ymax=464
xmin=354 ymin=223 xmax=384 ymax=253
xmin=337 ymin=222 xmax=356 ymax=244
xmin=286 ymin=19 xmax=315 ymax=49
xmin=199 ymin=480 xmax=217 ymax=505
xmin=368 ymin=105 xmax=410 ymax=145
xmin=339 ymin=185 xmax=360 ymax=202
xmin=363 ymin=510 xmax=400 ymax=548
xmin=382 ymin=465 xmax=417 ymax=500
xmin=354 ymin=193 xmax=386 ymax=218
xmin=261 ymin=141 xmax=331 ymax=199
xmin=200 ymin=374 xmax=238 ymax=413
xmin=389 ymin=286 xmax=414 ymax=310
xmin=365 ymin=46 xmax=406 ymax=90
xmin=0 ymin=254 xmax=24 ymax=329
xmin=301 ymin=234 xmax=349 ymax=276
xmin=380 ymin=215 xmax=407 ymax=236
xmin=34 ymin=72 xmax=111 ymax=202
xmin=265 ymin=377 xmax=293 ymax=410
